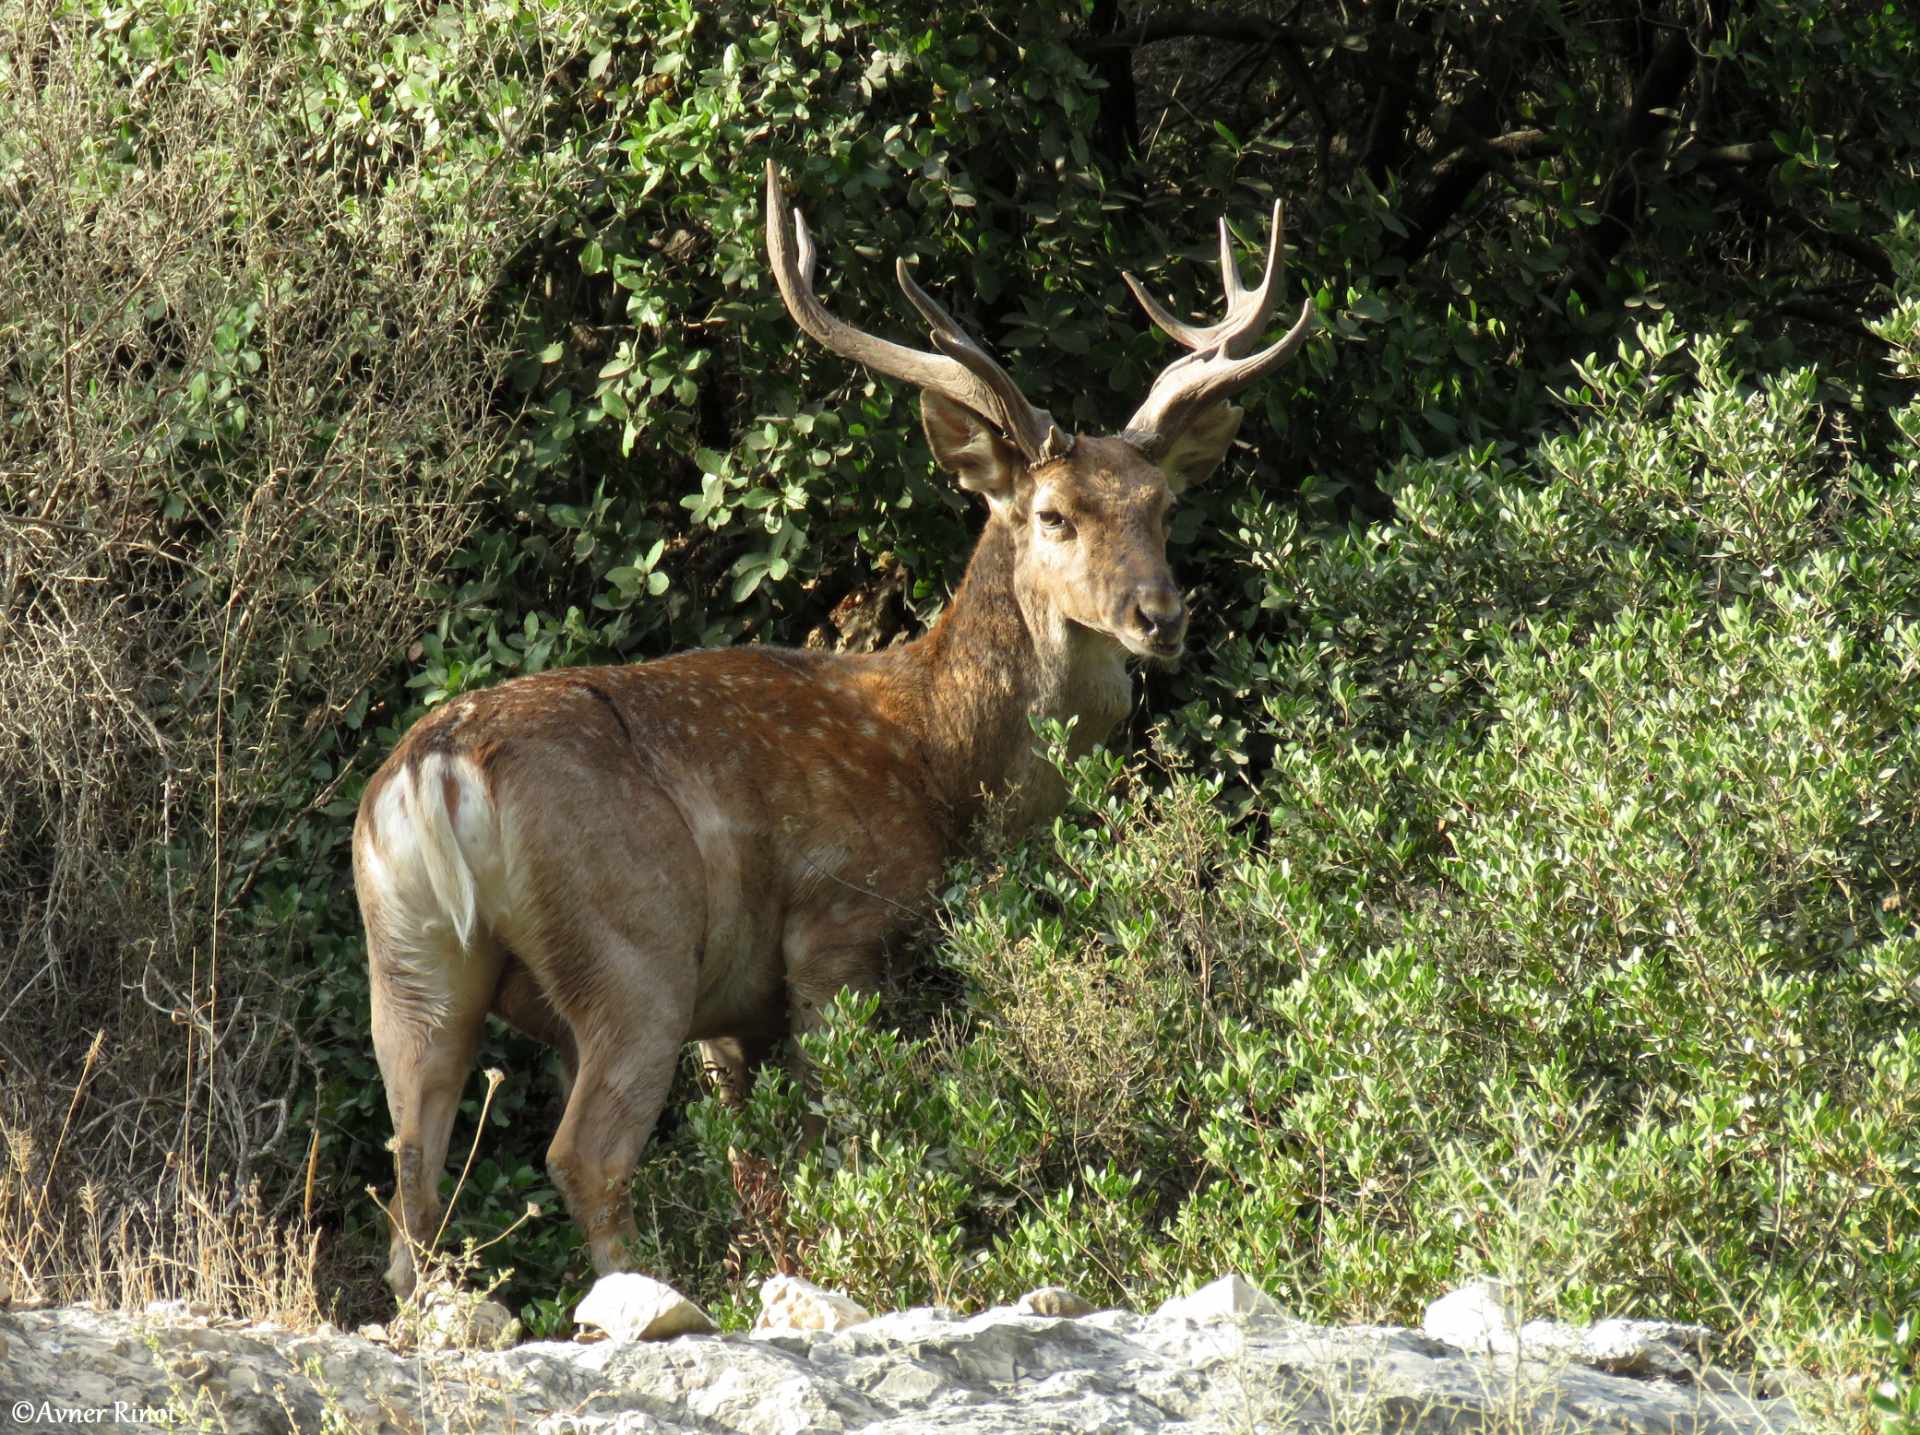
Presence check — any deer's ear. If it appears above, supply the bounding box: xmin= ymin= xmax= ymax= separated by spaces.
xmin=923 ymin=391 xmax=1024 ymax=508
xmin=1155 ymin=402 xmax=1243 ymax=495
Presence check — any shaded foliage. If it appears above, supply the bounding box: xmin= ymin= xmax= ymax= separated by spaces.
xmin=1 ymin=0 xmax=1916 ymax=1362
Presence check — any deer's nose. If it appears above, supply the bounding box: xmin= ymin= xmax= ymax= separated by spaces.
xmin=1128 ymin=583 xmax=1187 ymax=648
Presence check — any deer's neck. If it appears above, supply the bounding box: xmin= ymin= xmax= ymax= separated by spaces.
xmin=864 ymin=519 xmax=1131 ymax=837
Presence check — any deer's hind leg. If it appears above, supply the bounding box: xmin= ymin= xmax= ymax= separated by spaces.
xmin=528 ymin=922 xmax=698 ymax=1278
xmin=505 ymin=785 xmax=710 ymax=1278
xmin=367 ymin=929 xmax=504 ymax=1302
xmin=493 ymin=954 xmax=580 ymax=1100
xmin=696 ymin=1034 xmax=782 ymax=1108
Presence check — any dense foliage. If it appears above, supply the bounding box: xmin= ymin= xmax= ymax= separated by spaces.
xmin=673 ymin=318 xmax=1920 ymax=1355
xmin=3 ymin=0 xmax=1917 ymax=1398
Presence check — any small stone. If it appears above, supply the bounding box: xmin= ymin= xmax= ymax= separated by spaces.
xmin=753 ymin=1275 xmax=871 ymax=1334
xmin=1424 ymin=1277 xmax=1521 ymax=1355
xmin=1153 ymin=1274 xmax=1285 ymax=1323
xmin=417 ymin=1288 xmax=522 ymax=1351
xmin=574 ymin=1273 xmax=714 ymax=1342
xmin=1015 ymin=1285 xmax=1097 ymax=1318
xmin=1756 ymin=1368 xmax=1793 ymax=1400
xmin=356 ymin=1322 xmax=389 ymax=1343
xmin=144 ymin=1298 xmax=215 ymax=1321
xmin=1702 ymin=1366 xmax=1781 ymax=1400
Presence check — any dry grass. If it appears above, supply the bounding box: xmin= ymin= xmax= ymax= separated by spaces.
xmin=0 ymin=1 xmax=584 ymax=1316
xmin=0 ymin=1052 xmax=322 ymax=1324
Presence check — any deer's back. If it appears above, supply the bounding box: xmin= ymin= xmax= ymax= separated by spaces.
xmin=355 ymin=645 xmax=951 ymax=1039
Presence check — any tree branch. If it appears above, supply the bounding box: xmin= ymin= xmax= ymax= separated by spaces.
xmin=1394 ymin=44 xmax=1520 ymax=269
xmin=1584 ymin=1 xmax=1732 ymax=275
xmin=1360 ymin=0 xmax=1411 ymax=184
xmin=1087 ymin=0 xmax=1142 ymax=168
xmin=1265 ymin=31 xmax=1333 ymax=183
xmin=1675 ymin=139 xmax=1777 ymax=167
xmin=1081 ymin=10 xmax=1309 ymax=51
xmin=1777 ymin=298 xmax=1893 ymax=345
xmin=1706 ymin=163 xmax=1898 ymax=290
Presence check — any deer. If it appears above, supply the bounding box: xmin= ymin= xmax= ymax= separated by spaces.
xmin=353 ymin=160 xmax=1314 ymax=1301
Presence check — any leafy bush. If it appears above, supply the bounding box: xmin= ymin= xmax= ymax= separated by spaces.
xmin=5 ymin=1 xmax=1918 ymax=1385
xmin=640 ymin=316 xmax=1920 ymax=1372
xmin=0 ymin=0 xmax=583 ymax=1301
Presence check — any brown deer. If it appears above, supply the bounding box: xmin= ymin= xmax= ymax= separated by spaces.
xmin=354 ymin=161 xmax=1313 ymax=1300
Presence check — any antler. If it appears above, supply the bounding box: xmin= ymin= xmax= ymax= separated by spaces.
xmin=1121 ymin=200 xmax=1315 ymax=458
xmin=765 ymin=162 xmax=1071 ymax=464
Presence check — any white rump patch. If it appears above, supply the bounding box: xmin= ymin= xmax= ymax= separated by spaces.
xmin=369 ymin=753 xmax=499 ymax=955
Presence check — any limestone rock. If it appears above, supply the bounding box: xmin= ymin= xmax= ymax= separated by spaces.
xmin=1015 ymin=1284 xmax=1097 ymax=1318
xmin=1152 ymin=1272 xmax=1285 ymax=1324
xmin=1423 ymin=1275 xmax=1522 ymax=1353
xmin=146 ymin=1298 xmax=216 ymax=1321
xmin=0 ymin=1291 xmax=1803 ymax=1434
xmin=753 ymin=1274 xmax=871 ymax=1334
xmin=416 ymin=1286 xmax=522 ymax=1351
xmin=574 ymin=1272 xmax=714 ymax=1342
xmin=1425 ymin=1279 xmax=1715 ymax=1381
xmin=1518 ymin=1315 xmax=1716 ymax=1378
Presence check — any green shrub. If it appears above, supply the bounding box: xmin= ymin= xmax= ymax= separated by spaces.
xmin=665 ymin=316 xmax=1920 ymax=1365
xmin=8 ymin=0 xmax=1919 ymax=1371
xmin=0 ymin=0 xmax=588 ymax=1307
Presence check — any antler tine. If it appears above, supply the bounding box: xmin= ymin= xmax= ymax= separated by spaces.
xmin=1121 ymin=197 xmax=1314 ymax=458
xmin=895 ymin=261 xmax=1071 ymax=462
xmin=1217 ymin=216 xmax=1247 ymax=306
xmin=764 ymin=161 xmax=1069 ymax=464
xmin=1121 ymin=274 xmax=1224 ymax=353
xmin=1121 ymin=200 xmax=1288 ymax=357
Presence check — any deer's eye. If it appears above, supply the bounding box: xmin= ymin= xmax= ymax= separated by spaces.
xmin=1036 ymin=509 xmax=1072 ymax=536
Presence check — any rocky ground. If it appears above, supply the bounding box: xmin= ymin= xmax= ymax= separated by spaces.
xmin=0 ymin=1273 xmax=1807 ymax=1434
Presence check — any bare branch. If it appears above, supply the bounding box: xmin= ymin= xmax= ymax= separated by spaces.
xmin=1080 ymin=9 xmax=1309 ymax=51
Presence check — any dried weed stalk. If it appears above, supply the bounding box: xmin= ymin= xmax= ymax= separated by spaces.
xmin=0 ymin=2 xmax=581 ymax=1314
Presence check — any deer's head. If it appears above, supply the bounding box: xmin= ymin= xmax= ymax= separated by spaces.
xmin=765 ymin=163 xmax=1312 ymax=663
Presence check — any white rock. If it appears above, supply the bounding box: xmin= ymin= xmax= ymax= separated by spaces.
xmin=1423 ymin=1276 xmax=1522 ymax=1354
xmin=0 ymin=1298 xmax=1800 ymax=1435
xmin=1518 ymin=1315 xmax=1714 ymax=1377
xmin=1425 ymin=1281 xmax=1714 ymax=1380
xmin=574 ymin=1273 xmax=714 ymax=1342
xmin=418 ymin=1287 xmax=522 ymax=1351
xmin=1152 ymin=1273 xmax=1284 ymax=1323
xmin=753 ymin=1275 xmax=871 ymax=1333
xmin=144 ymin=1298 xmax=214 ymax=1320
xmin=1014 ymin=1285 xmax=1096 ymax=1318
